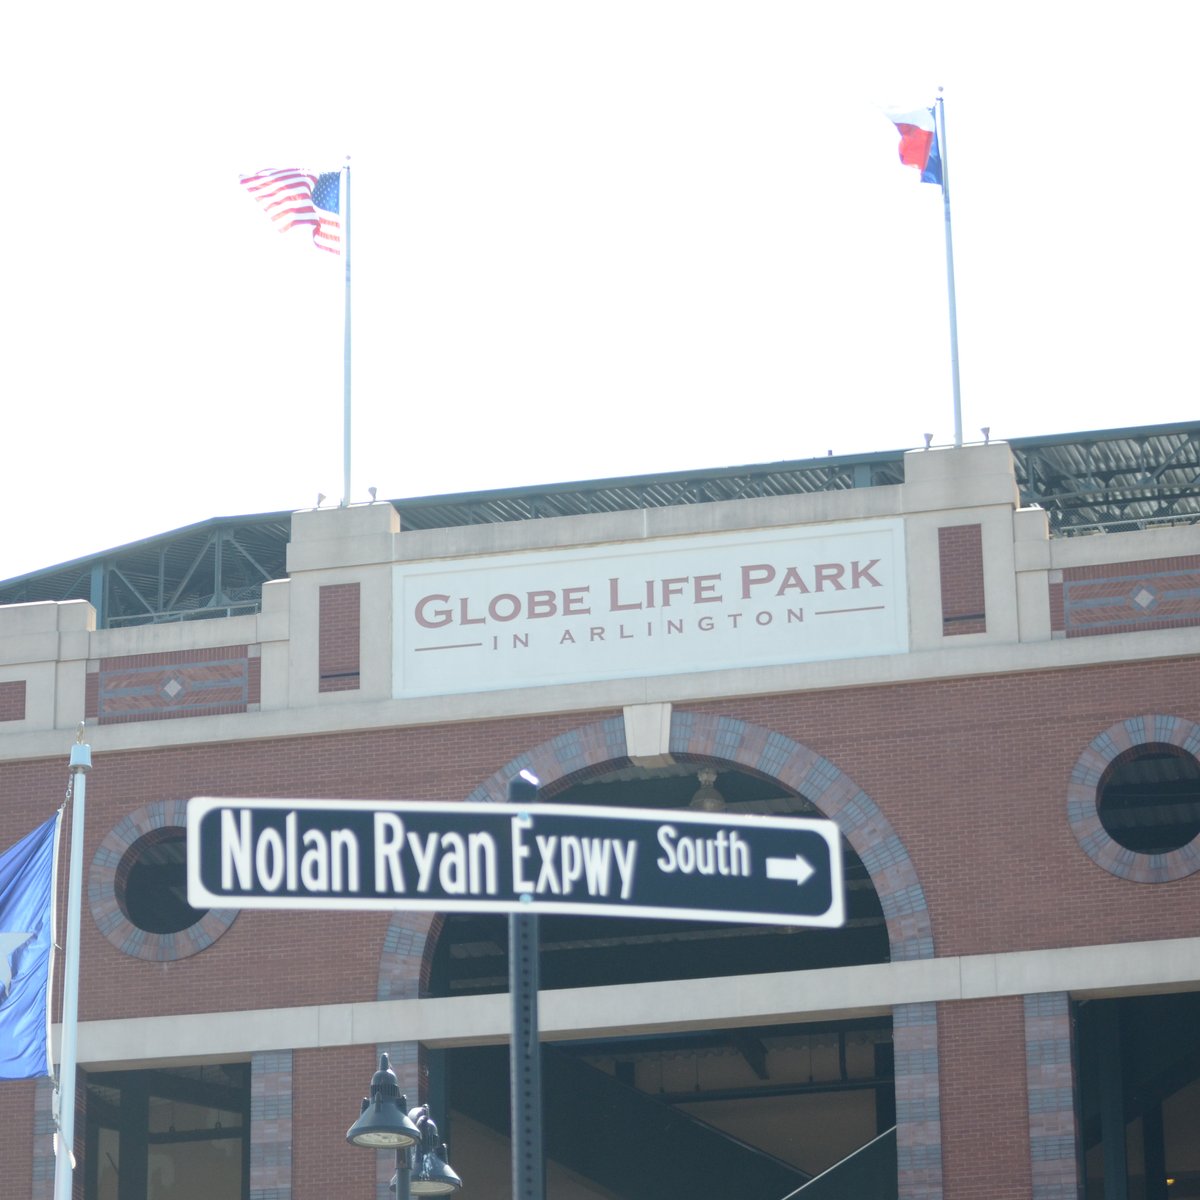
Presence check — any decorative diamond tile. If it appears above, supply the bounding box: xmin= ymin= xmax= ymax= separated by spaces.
xmin=1132 ymin=586 xmax=1157 ymax=610
xmin=161 ymin=677 xmax=184 ymax=700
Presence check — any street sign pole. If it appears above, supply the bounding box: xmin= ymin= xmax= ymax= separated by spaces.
xmin=507 ymin=772 xmax=544 ymax=1200
xmin=187 ymin=789 xmax=847 ymax=1200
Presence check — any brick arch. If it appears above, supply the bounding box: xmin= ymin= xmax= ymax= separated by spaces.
xmin=376 ymin=711 xmax=942 ymax=1200
xmin=374 ymin=715 xmax=628 ymax=1003
xmin=666 ymin=711 xmax=934 ymax=961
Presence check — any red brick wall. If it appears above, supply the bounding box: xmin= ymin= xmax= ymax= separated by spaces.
xmin=0 ymin=679 xmax=26 ymax=721
xmin=0 ymin=1078 xmax=38 ymax=1195
xmin=32 ymin=1077 xmax=56 ymax=1199
xmin=2 ymin=658 xmax=1198 ymax=1025
xmin=319 ymin=583 xmax=361 ymax=692
xmin=0 ymin=710 xmax=608 ymax=1023
xmin=685 ymin=656 xmax=1200 ymax=959
xmin=91 ymin=647 xmax=253 ymax=724
xmin=1053 ymin=554 xmax=1200 ymax=637
xmin=1049 ymin=580 xmax=1065 ymax=633
xmin=938 ymin=525 xmax=986 ymax=636
xmin=938 ymin=997 xmax=1032 ymax=1200
xmin=293 ymin=1047 xmax=378 ymax=1200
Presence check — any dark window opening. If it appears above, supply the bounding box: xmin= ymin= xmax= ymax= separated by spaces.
xmin=428 ymin=765 xmax=898 ymax=1197
xmin=429 ymin=764 xmax=888 ymax=997
xmin=85 ymin=1063 xmax=250 ymax=1200
xmin=1097 ymin=744 xmax=1200 ymax=855
xmin=117 ymin=829 xmax=208 ymax=935
xmin=445 ymin=1019 xmax=896 ymax=1198
xmin=1077 ymin=992 xmax=1200 ymax=1200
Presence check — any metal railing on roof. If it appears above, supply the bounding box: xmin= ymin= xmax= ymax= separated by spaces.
xmin=1 ymin=422 xmax=1196 ymax=628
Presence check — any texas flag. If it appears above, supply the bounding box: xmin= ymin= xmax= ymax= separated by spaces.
xmin=886 ymin=107 xmax=943 ymax=186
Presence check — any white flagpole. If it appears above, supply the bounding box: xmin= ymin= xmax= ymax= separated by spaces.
xmin=53 ymin=728 xmax=90 ymax=1200
xmin=934 ymin=91 xmax=963 ymax=447
xmin=341 ymin=157 xmax=352 ymax=506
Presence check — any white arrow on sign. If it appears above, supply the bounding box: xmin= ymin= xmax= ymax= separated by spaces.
xmin=765 ymin=855 xmax=816 ymax=886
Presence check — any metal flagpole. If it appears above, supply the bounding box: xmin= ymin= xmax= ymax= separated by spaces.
xmin=934 ymin=91 xmax=963 ymax=447
xmin=341 ymin=157 xmax=353 ymax=506
xmin=53 ymin=727 xmax=91 ymax=1200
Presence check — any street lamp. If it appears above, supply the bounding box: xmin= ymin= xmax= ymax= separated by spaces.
xmin=398 ymin=1107 xmax=462 ymax=1195
xmin=347 ymin=1052 xmax=462 ymax=1198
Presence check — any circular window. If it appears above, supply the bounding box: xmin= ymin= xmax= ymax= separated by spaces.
xmin=90 ymin=799 xmax=238 ymax=960
xmin=116 ymin=828 xmax=208 ymax=934
xmin=1068 ymin=716 xmax=1200 ymax=883
xmin=1097 ymin=744 xmax=1200 ymax=855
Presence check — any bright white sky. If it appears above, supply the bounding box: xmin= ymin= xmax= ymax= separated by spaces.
xmin=3 ymin=2 xmax=1196 ymax=582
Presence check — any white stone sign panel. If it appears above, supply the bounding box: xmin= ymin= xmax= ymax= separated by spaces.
xmin=393 ymin=519 xmax=908 ymax=697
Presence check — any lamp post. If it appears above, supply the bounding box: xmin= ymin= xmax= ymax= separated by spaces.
xmin=402 ymin=1107 xmax=462 ymax=1195
xmin=347 ymin=1052 xmax=463 ymax=1198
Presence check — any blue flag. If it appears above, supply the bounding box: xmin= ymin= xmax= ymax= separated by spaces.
xmin=0 ymin=813 xmax=61 ymax=1080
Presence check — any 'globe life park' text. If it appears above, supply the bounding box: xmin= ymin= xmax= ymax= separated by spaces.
xmin=411 ymin=556 xmax=886 ymax=646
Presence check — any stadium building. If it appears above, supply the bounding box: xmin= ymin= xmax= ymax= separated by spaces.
xmin=0 ymin=423 xmax=1198 ymax=1200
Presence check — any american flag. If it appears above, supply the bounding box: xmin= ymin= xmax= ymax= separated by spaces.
xmin=239 ymin=168 xmax=341 ymax=255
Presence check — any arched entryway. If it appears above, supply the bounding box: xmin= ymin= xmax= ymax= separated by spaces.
xmin=375 ymin=711 xmax=941 ymax=1200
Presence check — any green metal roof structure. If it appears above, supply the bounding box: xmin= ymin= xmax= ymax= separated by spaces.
xmin=2 ymin=422 xmax=1197 ymax=629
